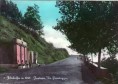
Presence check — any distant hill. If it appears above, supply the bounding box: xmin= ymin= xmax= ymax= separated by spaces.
xmin=0 ymin=15 xmax=69 ymax=64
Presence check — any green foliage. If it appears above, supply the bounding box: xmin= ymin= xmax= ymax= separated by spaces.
xmin=107 ymin=43 xmax=118 ymax=57
xmin=23 ymin=4 xmax=43 ymax=33
xmin=0 ymin=67 xmax=8 ymax=73
xmin=0 ymin=15 xmax=69 ymax=64
xmin=55 ymin=1 xmax=118 ymax=68
xmin=0 ymin=0 xmax=22 ymax=22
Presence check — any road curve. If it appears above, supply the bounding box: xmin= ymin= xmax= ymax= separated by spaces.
xmin=0 ymin=56 xmax=86 ymax=84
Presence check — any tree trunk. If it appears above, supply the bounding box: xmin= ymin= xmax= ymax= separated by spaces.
xmin=98 ymin=49 xmax=101 ymax=69
xmin=91 ymin=53 xmax=93 ymax=64
xmin=83 ymin=55 xmax=86 ymax=62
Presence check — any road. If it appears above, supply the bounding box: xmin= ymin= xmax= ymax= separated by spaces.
xmin=0 ymin=56 xmax=92 ymax=84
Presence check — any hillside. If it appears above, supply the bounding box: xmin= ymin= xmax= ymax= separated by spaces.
xmin=0 ymin=16 xmax=69 ymax=64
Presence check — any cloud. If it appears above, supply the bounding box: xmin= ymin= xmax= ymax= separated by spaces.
xmin=42 ymin=25 xmax=79 ymax=55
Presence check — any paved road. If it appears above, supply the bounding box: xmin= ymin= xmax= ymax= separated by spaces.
xmin=0 ymin=56 xmax=86 ymax=84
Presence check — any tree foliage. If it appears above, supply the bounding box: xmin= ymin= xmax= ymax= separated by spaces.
xmin=54 ymin=1 xmax=118 ymax=68
xmin=23 ymin=4 xmax=43 ymax=32
xmin=0 ymin=0 xmax=22 ymax=22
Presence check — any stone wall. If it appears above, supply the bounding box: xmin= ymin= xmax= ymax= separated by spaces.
xmin=86 ymin=62 xmax=111 ymax=79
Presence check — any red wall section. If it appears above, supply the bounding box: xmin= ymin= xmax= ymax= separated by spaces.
xmin=25 ymin=47 xmax=28 ymax=64
xmin=16 ymin=45 xmax=21 ymax=64
xmin=21 ymin=46 xmax=25 ymax=64
xmin=16 ymin=45 xmax=26 ymax=64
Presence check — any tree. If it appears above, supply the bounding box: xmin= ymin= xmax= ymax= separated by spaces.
xmin=0 ymin=0 xmax=22 ymax=22
xmin=23 ymin=4 xmax=43 ymax=33
xmin=54 ymin=1 xmax=118 ymax=68
xmin=0 ymin=0 xmax=7 ymax=16
xmin=8 ymin=1 xmax=22 ymax=22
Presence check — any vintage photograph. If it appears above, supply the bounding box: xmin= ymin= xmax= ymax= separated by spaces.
xmin=0 ymin=0 xmax=118 ymax=84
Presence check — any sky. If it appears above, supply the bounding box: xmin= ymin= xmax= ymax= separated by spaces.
xmin=12 ymin=0 xmax=79 ymax=55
